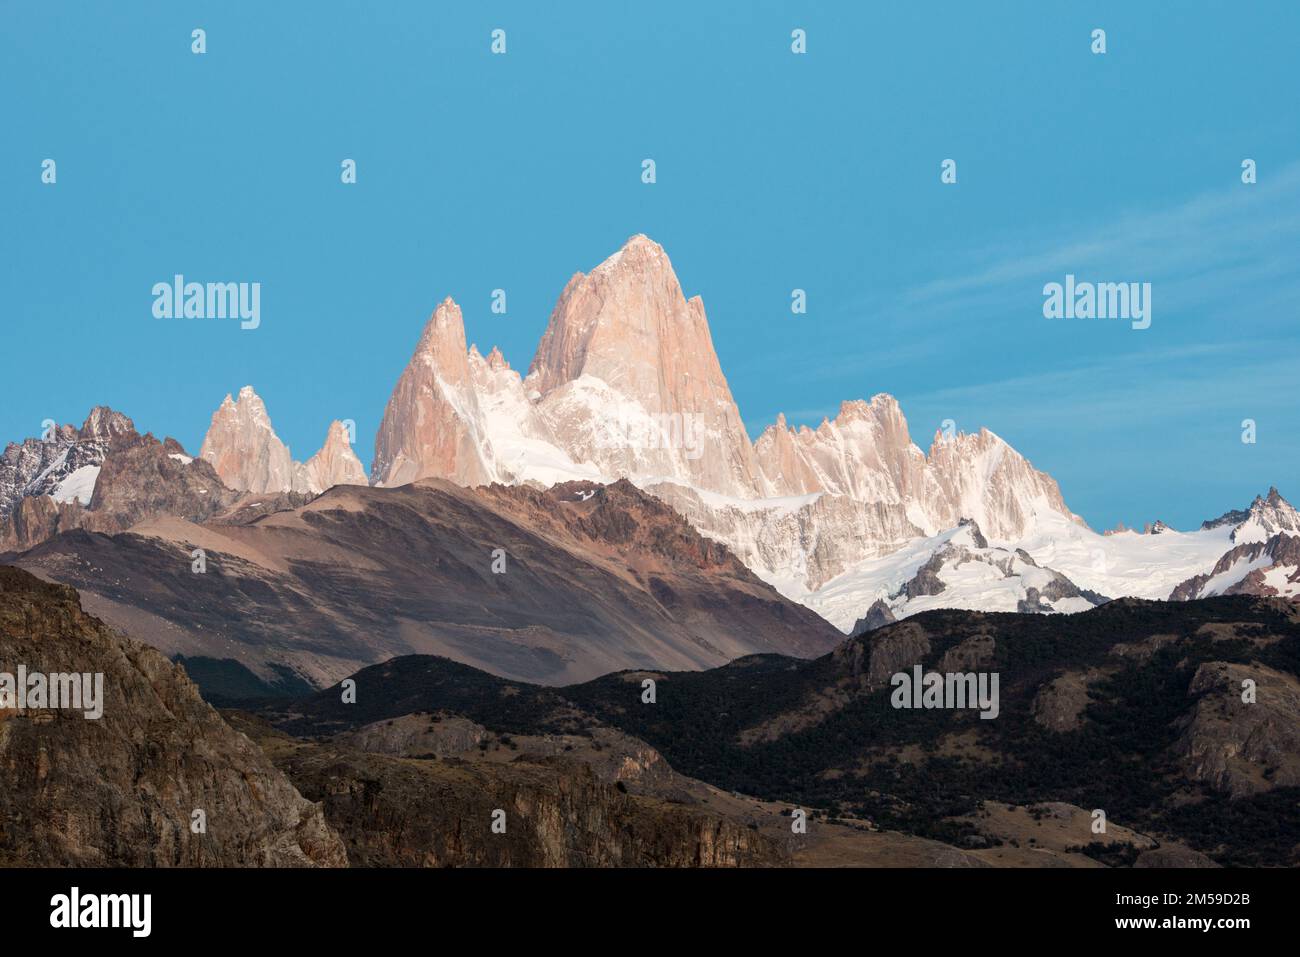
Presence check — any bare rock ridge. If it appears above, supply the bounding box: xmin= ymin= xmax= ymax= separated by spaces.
xmin=1230 ymin=487 xmax=1300 ymax=543
xmin=0 ymin=565 xmax=346 ymax=866
xmin=850 ymin=599 xmax=896 ymax=636
xmin=200 ymin=386 xmax=367 ymax=495
xmin=1171 ymin=532 xmax=1300 ymax=601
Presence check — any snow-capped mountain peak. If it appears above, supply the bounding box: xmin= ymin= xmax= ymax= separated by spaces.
xmin=801 ymin=517 xmax=1106 ymax=632
xmin=0 ymin=407 xmax=140 ymax=520
xmin=1230 ymin=487 xmax=1300 ymax=544
xmin=362 ymin=236 xmax=1088 ymax=601
xmin=161 ymin=237 xmax=1299 ymax=626
xmin=1166 ymin=489 xmax=1300 ymax=601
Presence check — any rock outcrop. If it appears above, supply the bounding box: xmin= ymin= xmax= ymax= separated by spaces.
xmin=850 ymin=599 xmax=896 ymax=636
xmin=1031 ymin=670 xmax=1103 ymax=733
xmin=1133 ymin=847 xmax=1221 ymax=868
xmin=1173 ymin=660 xmax=1300 ymax=797
xmin=0 ymin=566 xmax=346 ymax=866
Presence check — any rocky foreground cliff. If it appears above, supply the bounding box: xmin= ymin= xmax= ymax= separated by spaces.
xmin=0 ymin=566 xmax=345 ymax=866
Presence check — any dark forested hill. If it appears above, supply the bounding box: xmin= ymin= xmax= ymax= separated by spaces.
xmin=257 ymin=596 xmax=1300 ymax=866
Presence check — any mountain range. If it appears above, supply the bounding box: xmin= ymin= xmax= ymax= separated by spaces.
xmin=2 ymin=234 xmax=1297 ymax=693
xmin=2 ymin=234 xmax=1297 ymax=872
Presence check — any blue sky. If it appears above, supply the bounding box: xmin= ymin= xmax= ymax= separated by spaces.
xmin=2 ymin=1 xmax=1297 ymax=531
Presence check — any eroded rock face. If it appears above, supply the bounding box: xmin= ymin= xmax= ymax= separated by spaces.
xmin=0 ymin=566 xmax=346 ymax=867
xmin=938 ymin=635 xmax=996 ymax=673
xmin=0 ymin=495 xmax=86 ymax=553
xmin=79 ymin=434 xmax=236 ymax=531
xmin=1173 ymin=661 xmax=1300 ymax=797
xmin=831 ymin=623 xmax=990 ymax=693
xmin=863 ymin=624 xmax=933 ymax=690
xmin=335 ymin=712 xmax=489 ymax=758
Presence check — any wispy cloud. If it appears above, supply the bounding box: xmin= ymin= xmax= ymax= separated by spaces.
xmin=906 ymin=340 xmax=1294 ymax=427
xmin=903 ymin=162 xmax=1300 ymax=309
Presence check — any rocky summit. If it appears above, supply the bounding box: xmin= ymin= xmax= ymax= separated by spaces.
xmin=200 ymin=386 xmax=366 ymax=495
